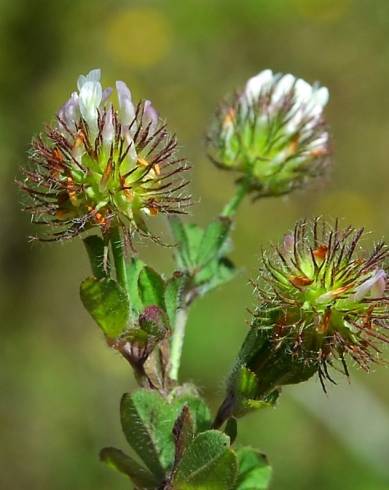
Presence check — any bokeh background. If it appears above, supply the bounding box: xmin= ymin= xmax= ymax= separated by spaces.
xmin=1 ymin=0 xmax=389 ymax=489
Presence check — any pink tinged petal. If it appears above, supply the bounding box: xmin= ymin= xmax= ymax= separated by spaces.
xmin=353 ymin=269 xmax=387 ymax=301
xmin=58 ymin=92 xmax=79 ymax=131
xmin=102 ymin=87 xmax=113 ymax=102
xmin=102 ymin=105 xmax=115 ymax=146
xmin=116 ymin=81 xmax=136 ymax=128
xmin=143 ymin=100 xmax=159 ymax=131
xmin=283 ymin=233 xmax=295 ymax=254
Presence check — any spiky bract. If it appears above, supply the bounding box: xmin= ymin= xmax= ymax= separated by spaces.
xmin=255 ymin=219 xmax=388 ymax=386
xmin=20 ymin=69 xmax=190 ymax=241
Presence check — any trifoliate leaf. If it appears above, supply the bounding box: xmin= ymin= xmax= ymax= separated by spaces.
xmin=171 ymin=388 xmax=212 ymax=433
xmin=236 ymin=447 xmax=272 ymax=490
xmin=125 ymin=257 xmax=145 ymax=317
xmin=164 ymin=272 xmax=189 ymax=326
xmin=169 ymin=217 xmax=204 ymax=270
xmin=196 ymin=217 xmax=232 ymax=267
xmin=100 ymin=447 xmax=158 ymax=489
xmin=224 ymin=417 xmax=238 ymax=444
xmin=83 ymin=235 xmax=108 ymax=278
xmin=172 ymin=430 xmax=238 ymax=490
xmin=196 ymin=257 xmax=236 ymax=295
xmin=173 ymin=405 xmax=194 ymax=464
xmin=138 ymin=266 xmax=166 ymax=309
xmin=80 ymin=277 xmax=129 ymax=338
xmin=120 ymin=389 xmax=184 ymax=479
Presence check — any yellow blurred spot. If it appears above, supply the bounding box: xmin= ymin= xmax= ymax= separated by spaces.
xmin=292 ymin=0 xmax=351 ymax=22
xmin=105 ymin=7 xmax=172 ymax=67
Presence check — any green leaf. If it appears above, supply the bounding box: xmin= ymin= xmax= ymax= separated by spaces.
xmin=83 ymin=235 xmax=108 ymax=278
xmin=169 ymin=217 xmax=204 ymax=270
xmin=138 ymin=266 xmax=166 ymax=309
xmin=172 ymin=430 xmax=238 ymax=490
xmin=173 ymin=405 xmax=194 ymax=464
xmin=184 ymin=223 xmax=205 ymax=266
xmin=225 ymin=417 xmax=238 ymax=444
xmin=100 ymin=447 xmax=158 ymax=489
xmin=196 ymin=257 xmax=236 ymax=295
xmin=236 ymin=447 xmax=272 ymax=490
xmin=125 ymin=257 xmax=145 ymax=317
xmin=196 ymin=217 xmax=232 ymax=268
xmin=179 ymin=396 xmax=212 ymax=434
xmin=80 ymin=277 xmax=129 ymax=338
xmin=120 ymin=389 xmax=184 ymax=479
xmin=164 ymin=272 xmax=188 ymax=326
xmin=169 ymin=217 xmax=190 ymax=269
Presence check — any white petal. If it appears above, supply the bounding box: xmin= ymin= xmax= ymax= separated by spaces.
xmin=272 ymin=73 xmax=297 ymax=103
xmin=312 ymin=86 xmax=329 ymax=108
xmin=79 ymin=80 xmax=102 ymax=130
xmin=245 ymin=69 xmax=274 ymax=99
xmin=77 ymin=68 xmax=101 ymax=91
xmin=294 ymin=78 xmax=313 ymax=104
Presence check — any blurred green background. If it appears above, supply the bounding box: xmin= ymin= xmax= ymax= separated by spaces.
xmin=1 ymin=0 xmax=389 ymax=489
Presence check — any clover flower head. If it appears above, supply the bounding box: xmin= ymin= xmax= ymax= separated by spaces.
xmin=255 ymin=218 xmax=388 ymax=387
xmin=208 ymin=69 xmax=330 ymax=197
xmin=21 ymin=69 xmax=190 ymax=241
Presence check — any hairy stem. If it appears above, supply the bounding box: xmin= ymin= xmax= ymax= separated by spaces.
xmin=221 ymin=178 xmax=251 ymax=217
xmin=109 ymin=227 xmax=128 ymax=291
xmin=169 ymin=307 xmax=189 ymax=381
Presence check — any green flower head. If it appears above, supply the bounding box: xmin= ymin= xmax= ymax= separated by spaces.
xmin=208 ymin=69 xmax=330 ymax=198
xmin=21 ymin=69 xmax=190 ymax=241
xmin=215 ymin=219 xmax=388 ymax=427
xmin=254 ymin=218 xmax=388 ymax=387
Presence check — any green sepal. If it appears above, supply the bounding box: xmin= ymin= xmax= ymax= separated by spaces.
xmin=120 ymin=389 xmax=186 ymax=480
xmin=236 ymin=447 xmax=272 ymax=490
xmin=100 ymin=447 xmax=158 ymax=489
xmin=80 ymin=277 xmax=130 ymax=339
xmin=138 ymin=266 xmax=166 ymax=310
xmin=83 ymin=235 xmax=107 ymax=278
xmin=172 ymin=430 xmax=238 ymax=490
xmin=196 ymin=216 xmax=232 ymax=268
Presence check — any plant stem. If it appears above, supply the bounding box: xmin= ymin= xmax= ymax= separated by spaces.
xmin=169 ymin=307 xmax=189 ymax=381
xmin=109 ymin=227 xmax=128 ymax=291
xmin=221 ymin=178 xmax=251 ymax=217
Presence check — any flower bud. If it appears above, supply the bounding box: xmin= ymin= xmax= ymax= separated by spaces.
xmin=208 ymin=70 xmax=330 ymax=197
xmin=20 ymin=69 xmax=190 ymax=241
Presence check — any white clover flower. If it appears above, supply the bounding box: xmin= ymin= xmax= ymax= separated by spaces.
xmin=23 ymin=69 xmax=190 ymax=241
xmin=208 ymin=68 xmax=331 ymax=197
